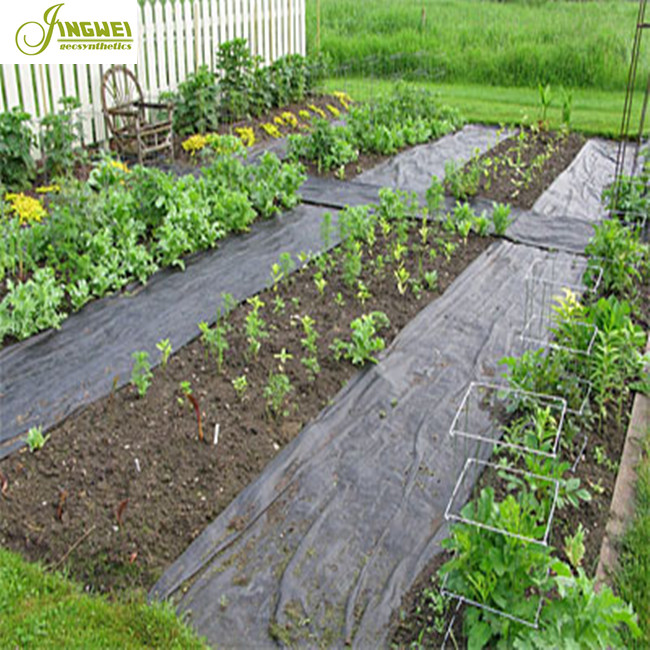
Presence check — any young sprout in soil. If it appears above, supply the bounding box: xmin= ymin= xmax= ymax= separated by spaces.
xmin=419 ymin=212 xmax=430 ymax=246
xmin=342 ymin=241 xmax=363 ymax=287
xmin=264 ymin=372 xmax=293 ymax=419
xmin=274 ymin=347 xmax=294 ymax=372
xmin=272 ymin=296 xmax=286 ymax=314
xmin=131 ymin=351 xmax=153 ymax=398
xmin=26 ymin=425 xmax=50 ymax=452
xmin=320 ymin=212 xmax=334 ymax=248
xmin=424 ymin=270 xmax=439 ymax=291
xmin=156 ymin=338 xmax=172 ymax=367
xmin=221 ymin=292 xmax=237 ymax=316
xmin=334 ymin=292 xmax=345 ymax=308
xmin=300 ymin=315 xmax=319 ymax=354
xmin=232 ymin=375 xmax=248 ymax=400
xmin=245 ymin=297 xmax=269 ymax=360
xmin=356 ymin=280 xmax=372 ymax=305
xmin=313 ymin=272 xmax=327 ymax=295
xmin=198 ymin=321 xmax=229 ymax=373
xmin=491 ymin=202 xmax=512 ymax=236
xmin=394 ymin=266 xmax=410 ymax=295
xmin=472 ymin=211 xmax=491 ymax=237
xmin=279 ymin=252 xmax=295 ymax=282
xmin=290 ymin=297 xmax=300 ymax=309
xmin=331 ymin=311 xmax=390 ymax=366
xmin=564 ymin=524 xmax=585 ymax=569
xmin=177 ymin=380 xmax=192 ymax=406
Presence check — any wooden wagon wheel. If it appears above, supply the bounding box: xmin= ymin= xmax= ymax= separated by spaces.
xmin=101 ymin=66 xmax=144 ymax=140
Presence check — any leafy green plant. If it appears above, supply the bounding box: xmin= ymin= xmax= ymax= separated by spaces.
xmin=491 ymin=202 xmax=512 ymax=236
xmin=245 ymin=297 xmax=269 ymax=359
xmin=40 ymin=96 xmax=83 ymax=179
xmin=287 ymin=119 xmax=358 ymax=173
xmin=156 ymin=338 xmax=172 ymax=367
xmin=264 ymin=372 xmax=293 ymax=418
xmin=26 ymin=425 xmax=50 ymax=452
xmin=130 ymin=351 xmax=153 ymax=397
xmin=394 ymin=266 xmax=410 ymax=295
xmin=232 ymin=375 xmax=248 ymax=400
xmin=584 ymin=219 xmax=647 ymax=297
xmin=331 ymin=311 xmax=390 ymax=366
xmin=0 ymin=268 xmax=66 ymax=342
xmin=164 ymin=65 xmax=219 ymax=135
xmin=0 ymin=107 xmax=35 ymax=190
xmin=516 ymin=560 xmax=640 ymax=649
xmin=198 ymin=320 xmax=229 ymax=373
xmin=424 ymin=270 xmax=438 ymax=291
xmin=445 ymin=155 xmax=483 ymax=200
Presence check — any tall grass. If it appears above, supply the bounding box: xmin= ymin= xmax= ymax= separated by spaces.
xmin=307 ymin=0 xmax=649 ymax=91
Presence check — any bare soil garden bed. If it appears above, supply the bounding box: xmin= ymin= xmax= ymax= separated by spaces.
xmin=451 ymin=129 xmax=585 ymax=210
xmin=0 ymin=217 xmax=491 ymax=595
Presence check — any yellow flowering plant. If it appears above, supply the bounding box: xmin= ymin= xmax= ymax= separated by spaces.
xmin=327 ymin=105 xmax=341 ymax=118
xmin=182 ymin=134 xmax=209 ymax=155
xmin=273 ymin=116 xmax=285 ymax=127
xmin=309 ymin=104 xmax=327 ymax=119
xmin=35 ymin=184 xmax=61 ymax=194
xmin=261 ymin=123 xmax=282 ymax=139
xmin=298 ymin=109 xmax=311 ymax=122
xmin=281 ymin=112 xmax=298 ymax=128
xmin=4 ymin=193 xmax=47 ymax=225
xmin=333 ymin=91 xmax=353 ymax=110
xmin=235 ymin=127 xmax=256 ymax=148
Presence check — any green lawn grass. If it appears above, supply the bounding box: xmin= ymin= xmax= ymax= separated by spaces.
xmin=0 ymin=548 xmax=206 ymax=649
xmin=616 ymin=429 xmax=650 ymax=646
xmin=308 ymin=0 xmax=649 ymax=92
xmin=322 ymin=77 xmax=639 ymax=138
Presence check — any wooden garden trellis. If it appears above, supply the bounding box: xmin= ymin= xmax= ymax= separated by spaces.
xmin=0 ymin=0 xmax=306 ymax=154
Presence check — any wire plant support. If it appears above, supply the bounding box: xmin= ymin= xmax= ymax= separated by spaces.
xmin=444 ymin=458 xmax=561 ymax=546
xmin=449 ymin=382 xmax=568 ymax=459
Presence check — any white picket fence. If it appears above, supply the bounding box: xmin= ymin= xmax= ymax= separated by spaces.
xmin=0 ymin=0 xmax=306 ymax=153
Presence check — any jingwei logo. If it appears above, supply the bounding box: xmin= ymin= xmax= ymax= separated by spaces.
xmin=16 ymin=3 xmax=134 ymax=55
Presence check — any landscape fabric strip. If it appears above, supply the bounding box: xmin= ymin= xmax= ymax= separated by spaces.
xmin=151 ymin=241 xmax=586 ymax=648
xmin=531 ymin=138 xmax=622 ymax=221
xmin=355 ymin=124 xmax=510 ymax=192
xmin=0 ymin=205 xmax=335 ymax=459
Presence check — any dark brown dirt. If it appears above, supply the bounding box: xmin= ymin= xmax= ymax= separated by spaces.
xmin=0 ymin=222 xmax=491 ymax=596
xmin=456 ymin=129 xmax=586 ymax=209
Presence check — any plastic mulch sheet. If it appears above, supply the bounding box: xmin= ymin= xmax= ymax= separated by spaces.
xmin=151 ymin=241 xmax=586 ymax=649
xmin=0 ymin=205 xmax=334 ymax=459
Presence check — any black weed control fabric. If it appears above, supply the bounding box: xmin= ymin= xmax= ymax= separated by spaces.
xmin=0 ymin=205 xmax=334 ymax=458
xmin=356 ymin=124 xmax=510 ymax=191
xmin=151 ymin=242 xmax=586 ymax=648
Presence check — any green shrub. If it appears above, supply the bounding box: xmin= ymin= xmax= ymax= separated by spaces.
xmin=0 ymin=108 xmax=35 ymax=190
xmin=40 ymin=96 xmax=83 ymax=179
xmin=165 ymin=65 xmax=220 ymax=135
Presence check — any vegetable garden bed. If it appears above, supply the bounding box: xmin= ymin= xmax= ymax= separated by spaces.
xmin=0 ymin=193 xmax=492 ymax=594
